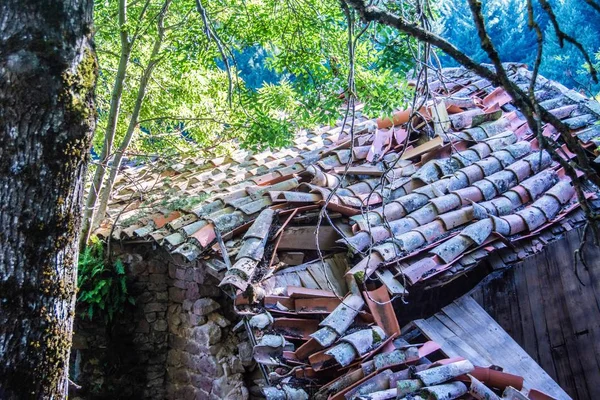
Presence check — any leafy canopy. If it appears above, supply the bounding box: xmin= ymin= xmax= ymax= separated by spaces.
xmin=93 ymin=0 xmax=415 ymax=159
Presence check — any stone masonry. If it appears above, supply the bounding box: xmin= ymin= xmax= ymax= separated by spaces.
xmin=70 ymin=243 xmax=249 ymax=399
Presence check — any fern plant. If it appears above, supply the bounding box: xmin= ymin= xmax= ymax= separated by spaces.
xmin=77 ymin=238 xmax=135 ymax=323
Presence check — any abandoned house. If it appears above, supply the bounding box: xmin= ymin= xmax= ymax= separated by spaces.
xmin=70 ymin=64 xmax=600 ymax=400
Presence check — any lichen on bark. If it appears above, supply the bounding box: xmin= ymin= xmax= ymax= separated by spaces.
xmin=0 ymin=0 xmax=97 ymax=398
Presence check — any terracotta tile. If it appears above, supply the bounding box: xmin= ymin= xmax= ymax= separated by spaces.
xmin=461 ymin=218 xmax=494 ymax=245
xmin=369 ymin=226 xmax=394 ymax=243
xmin=523 ymin=150 xmax=552 ymax=173
xmin=264 ymin=295 xmax=295 ymax=310
xmin=407 ymin=204 xmax=438 ymax=225
xmin=402 ymin=256 xmax=439 ymax=284
xmin=508 ymin=185 xmax=530 ymax=204
xmin=532 ymin=195 xmax=561 ymax=220
xmin=528 ymin=389 xmax=558 ymax=400
xmin=485 ymin=131 xmax=518 ymax=150
xmin=365 ymin=285 xmax=401 ymax=337
xmin=482 ymin=86 xmax=513 ymax=108
xmin=295 ymin=297 xmax=341 ymax=314
xmin=505 ymin=160 xmax=531 ymax=183
xmin=272 ymin=318 xmax=320 ymax=340
xmin=398 ymin=193 xmax=430 ymax=214
xmin=376 ymin=108 xmax=412 ymax=129
xmin=295 ymin=338 xmax=323 ymax=360
xmin=517 ymin=206 xmax=548 ymax=232
xmin=459 ymin=165 xmax=485 ymax=185
xmin=473 ymin=179 xmax=498 ymax=200
xmin=490 ymin=196 xmax=514 ymax=216
xmin=414 ymin=220 xmax=447 ymax=243
xmin=452 ymin=149 xmax=480 ymax=167
xmin=438 ymin=208 xmax=473 ymax=230
xmin=372 ymin=241 xmax=401 ymax=262
xmin=430 ymin=194 xmax=462 ymax=214
xmin=353 ymin=145 xmax=371 ymax=160
xmin=308 ymin=348 xmax=335 ymax=371
xmin=336 ymin=369 xmax=394 ymax=400
xmin=486 ymin=170 xmax=518 ymax=194
xmin=378 ymin=201 xmax=407 ymax=221
xmin=318 ymin=293 xmax=365 ymax=336
xmin=477 ymin=156 xmax=504 ymax=177
xmin=460 ymin=126 xmax=487 ymax=141
xmin=467 ymin=366 xmax=524 ymax=391
xmin=190 ymin=223 xmax=216 ymax=248
xmin=489 ymin=150 xmax=516 ymax=169
xmin=450 ymin=108 xmax=484 ymax=130
xmin=321 ymin=200 xmax=362 ymax=217
xmin=501 ymin=214 xmax=527 ymax=235
xmin=447 ymin=174 xmax=470 ymax=192
xmin=218 ymin=273 xmax=249 ymax=291
xmin=338 ymin=326 xmax=386 ymax=358
xmin=480 ymin=117 xmax=511 ymax=137
xmin=453 ymin=186 xmax=484 ymax=205
xmin=546 ymin=180 xmax=575 ymax=204
xmin=470 ymin=142 xmax=493 ymax=159
xmin=412 ymin=162 xmax=442 ymax=184
xmin=521 ymin=169 xmax=558 ymax=201
xmin=387 ymin=218 xmax=418 ymax=236
xmin=430 ymin=235 xmax=475 ymax=264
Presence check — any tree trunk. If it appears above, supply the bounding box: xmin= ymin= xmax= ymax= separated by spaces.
xmin=80 ymin=0 xmax=131 ymax=250
xmin=0 ymin=1 xmax=96 ymax=398
xmin=93 ymin=0 xmax=171 ymax=228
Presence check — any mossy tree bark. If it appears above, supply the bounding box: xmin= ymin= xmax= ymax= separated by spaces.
xmin=0 ymin=0 xmax=96 ymax=398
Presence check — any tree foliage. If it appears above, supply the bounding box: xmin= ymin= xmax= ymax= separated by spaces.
xmin=437 ymin=0 xmax=600 ymax=94
xmin=92 ymin=0 xmax=415 ymax=156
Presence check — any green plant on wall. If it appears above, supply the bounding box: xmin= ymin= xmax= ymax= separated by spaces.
xmin=77 ymin=238 xmax=135 ymax=323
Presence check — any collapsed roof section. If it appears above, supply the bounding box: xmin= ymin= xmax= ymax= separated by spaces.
xmin=96 ymin=63 xmax=600 ymax=399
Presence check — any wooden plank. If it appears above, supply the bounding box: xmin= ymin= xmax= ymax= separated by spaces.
xmin=451 ymin=297 xmax=570 ymax=399
xmin=534 ymin=245 xmax=581 ymax=398
xmin=521 ymin=251 xmax=559 ymax=381
xmin=545 ymin=232 xmax=593 ymax=399
xmin=435 ymin=306 xmax=499 ymax=365
xmin=278 ymin=226 xmax=340 ymax=250
xmin=332 ymin=166 xmax=384 ymax=176
xmin=307 ymin=263 xmax=335 ymax=292
xmin=400 ymin=136 xmax=443 ymax=160
xmin=560 ymin=231 xmax=600 ymax=400
xmin=414 ymin=317 xmax=488 ymax=366
xmin=448 ymin=297 xmax=548 ymax=386
xmin=376 ymin=269 xmax=408 ymax=296
xmin=279 ymin=252 xmax=304 ymax=265
xmin=470 ymin=227 xmax=600 ymax=400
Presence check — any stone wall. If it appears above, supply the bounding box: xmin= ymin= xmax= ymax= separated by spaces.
xmin=70 ymin=243 xmax=249 ymax=399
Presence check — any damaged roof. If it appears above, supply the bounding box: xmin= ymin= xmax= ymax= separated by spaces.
xmin=96 ymin=63 xmax=600 ymax=399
